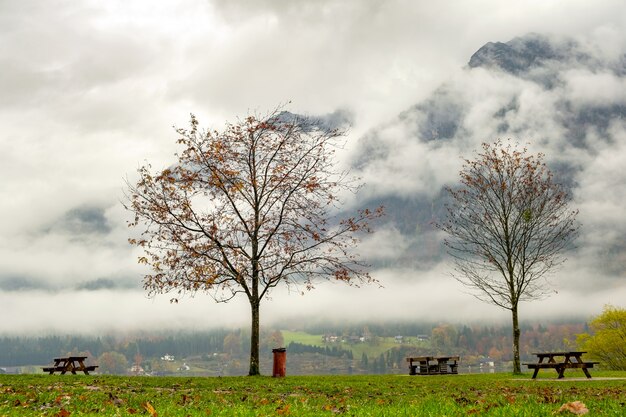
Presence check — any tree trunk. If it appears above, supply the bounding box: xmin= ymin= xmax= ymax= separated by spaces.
xmin=248 ymin=299 xmax=260 ymax=376
xmin=512 ymin=306 xmax=521 ymax=374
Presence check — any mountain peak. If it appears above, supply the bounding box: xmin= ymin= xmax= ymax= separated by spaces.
xmin=468 ymin=34 xmax=563 ymax=74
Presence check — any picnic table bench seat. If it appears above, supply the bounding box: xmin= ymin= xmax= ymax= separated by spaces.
xmin=42 ymin=365 xmax=98 ymax=372
xmin=523 ymin=362 xmax=563 ymax=369
xmin=524 ymin=361 xmax=599 ymax=369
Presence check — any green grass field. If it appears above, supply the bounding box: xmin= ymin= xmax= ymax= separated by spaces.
xmin=1 ymin=372 xmax=624 ymax=416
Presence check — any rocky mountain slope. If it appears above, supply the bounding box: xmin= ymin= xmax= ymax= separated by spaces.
xmin=352 ymin=33 xmax=626 ymax=277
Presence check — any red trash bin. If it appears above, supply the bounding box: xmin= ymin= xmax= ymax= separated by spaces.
xmin=272 ymin=348 xmax=286 ymax=377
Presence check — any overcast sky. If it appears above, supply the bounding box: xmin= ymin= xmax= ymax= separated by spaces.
xmin=1 ymin=0 xmax=626 ymax=335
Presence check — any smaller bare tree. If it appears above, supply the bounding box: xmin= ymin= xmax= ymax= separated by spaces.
xmin=437 ymin=140 xmax=579 ymax=373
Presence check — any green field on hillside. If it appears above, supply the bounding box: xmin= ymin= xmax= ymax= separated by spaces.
xmin=281 ymin=330 xmax=326 ymax=348
xmin=281 ymin=330 xmax=424 ymax=359
xmin=1 ymin=372 xmax=624 ymax=416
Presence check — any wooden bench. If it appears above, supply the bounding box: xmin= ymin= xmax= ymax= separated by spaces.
xmin=407 ymin=356 xmax=460 ymax=375
xmin=42 ymin=366 xmax=64 ymax=373
xmin=524 ymin=351 xmax=597 ymax=379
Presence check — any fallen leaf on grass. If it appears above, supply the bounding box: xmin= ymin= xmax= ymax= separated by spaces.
xmin=108 ymin=392 xmax=125 ymax=406
xmin=557 ymin=401 xmax=588 ymax=415
xmin=55 ymin=409 xmax=71 ymax=417
xmin=453 ymin=395 xmax=471 ymax=406
xmin=55 ymin=395 xmax=71 ymax=405
xmin=276 ymin=403 xmax=291 ymax=415
xmin=322 ymin=404 xmax=347 ymax=414
xmin=143 ymin=401 xmax=158 ymax=417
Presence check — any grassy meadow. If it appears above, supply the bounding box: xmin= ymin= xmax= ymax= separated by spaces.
xmin=281 ymin=330 xmax=428 ymax=360
xmin=1 ymin=371 xmax=625 ymax=416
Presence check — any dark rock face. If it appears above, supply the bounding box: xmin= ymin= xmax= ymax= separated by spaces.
xmin=275 ymin=109 xmax=353 ymax=133
xmin=559 ymin=102 xmax=626 ymax=147
xmin=408 ymin=87 xmax=465 ymax=142
xmin=467 ymin=34 xmax=602 ymax=89
xmin=468 ymin=34 xmax=560 ymax=74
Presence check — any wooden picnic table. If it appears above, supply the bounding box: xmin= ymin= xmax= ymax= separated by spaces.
xmin=406 ymin=356 xmax=460 ymax=375
xmin=42 ymin=356 xmax=98 ymax=375
xmin=523 ymin=351 xmax=598 ymax=379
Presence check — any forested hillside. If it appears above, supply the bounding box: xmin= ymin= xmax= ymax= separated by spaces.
xmin=1 ymin=320 xmax=587 ymax=375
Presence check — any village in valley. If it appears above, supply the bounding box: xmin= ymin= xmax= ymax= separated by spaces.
xmin=1 ymin=320 xmax=587 ymax=376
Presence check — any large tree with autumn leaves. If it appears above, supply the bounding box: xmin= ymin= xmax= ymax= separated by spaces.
xmin=125 ymin=109 xmax=382 ymax=375
xmin=437 ymin=140 xmax=579 ymax=374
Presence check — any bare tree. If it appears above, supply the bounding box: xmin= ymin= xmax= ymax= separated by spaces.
xmin=437 ymin=140 xmax=579 ymax=373
xmin=125 ymin=108 xmax=382 ymax=375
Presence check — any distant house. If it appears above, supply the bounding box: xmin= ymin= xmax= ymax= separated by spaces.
xmin=479 ymin=358 xmax=496 ymax=373
xmin=130 ymin=365 xmax=145 ymax=374
xmin=416 ymin=334 xmax=430 ymax=341
xmin=178 ymin=363 xmax=191 ymax=371
xmin=322 ymin=334 xmax=339 ymax=343
xmin=395 ymin=336 xmax=404 ymax=344
xmin=160 ymin=354 xmax=175 ymax=361
xmin=479 ymin=359 xmax=495 ymax=368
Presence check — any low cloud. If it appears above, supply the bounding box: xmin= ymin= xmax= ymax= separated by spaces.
xmin=564 ymin=70 xmax=626 ymax=106
xmin=46 ymin=206 xmax=113 ymax=236
xmin=0 ymin=276 xmax=52 ymax=292
xmin=264 ymin=264 xmax=625 ymax=326
xmin=0 ymin=289 xmax=251 ymax=335
xmin=6 ymin=264 xmax=622 ymax=335
xmin=1 ymin=1 xmax=626 ymax=334
xmin=0 ymin=203 xmax=142 ymax=293
xmin=75 ymin=277 xmax=139 ymax=292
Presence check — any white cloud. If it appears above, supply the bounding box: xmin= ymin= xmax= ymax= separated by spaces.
xmin=1 ymin=0 xmax=626 ymax=333
xmin=357 ymin=225 xmax=410 ymax=261
xmin=0 ymin=289 xmax=251 ymax=335
xmin=564 ymin=70 xmax=626 ymax=107
xmin=264 ymin=264 xmax=624 ymax=326
xmin=3 ymin=261 xmax=622 ymax=334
